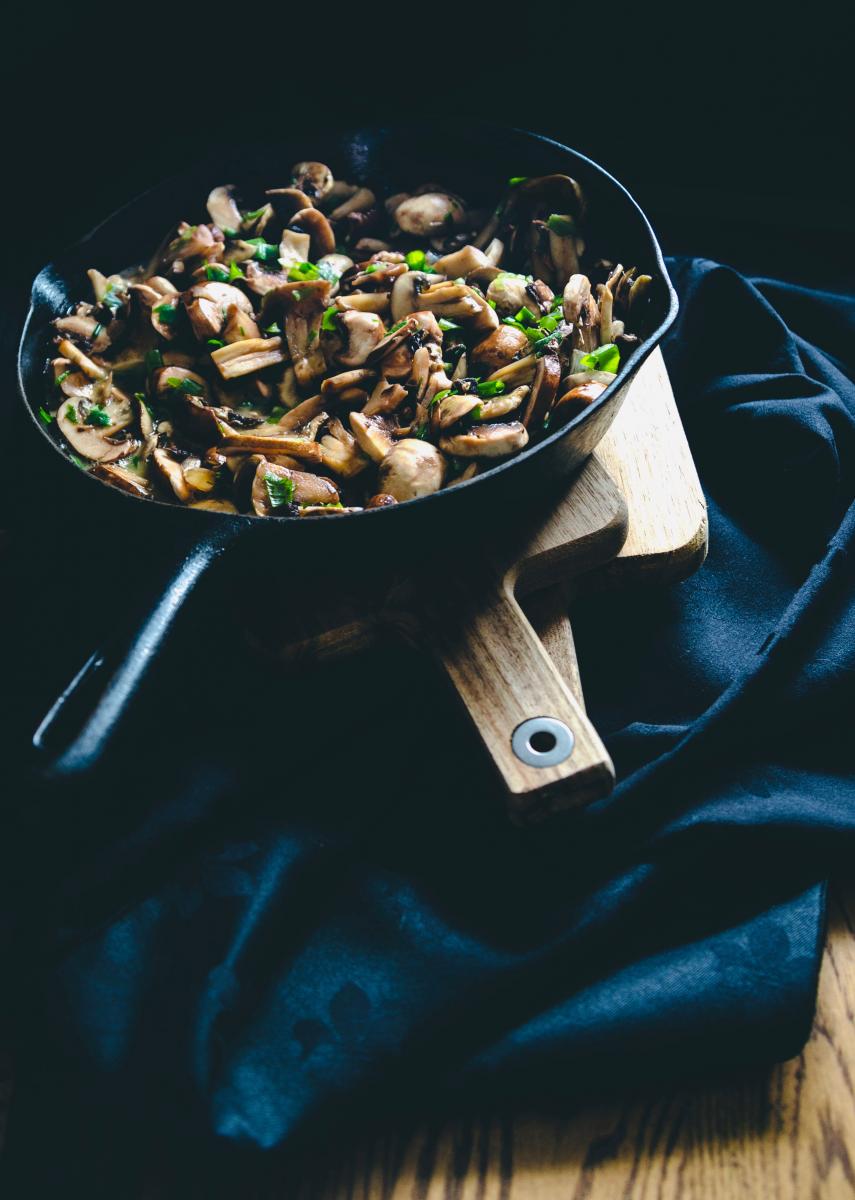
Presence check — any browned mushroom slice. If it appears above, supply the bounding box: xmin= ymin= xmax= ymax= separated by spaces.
xmin=54 ymin=312 xmax=112 ymax=354
xmin=439 ymin=422 xmax=529 ymax=458
xmin=377 ymin=439 xmax=446 ymax=500
xmin=394 ymin=193 xmax=466 ymax=238
xmin=211 ymin=338 xmax=287 ymax=380
xmin=222 ymin=304 xmax=260 ymax=344
xmin=562 ymin=274 xmax=592 ymax=324
xmin=154 ymin=366 xmax=209 ymax=402
xmin=334 ymin=311 xmax=386 ymax=367
xmin=389 ymin=270 xmax=445 ymax=322
xmin=272 ymin=392 xmax=325 ymax=432
xmin=366 ymin=493 xmax=398 ymax=509
xmin=572 ymin=290 xmax=601 ymax=354
xmin=91 ymin=463 xmax=152 ymax=498
xmin=162 ymin=222 xmax=223 ymax=273
xmin=416 ymin=281 xmax=498 ymax=334
xmin=472 ymin=384 xmax=529 ymax=421
xmin=56 ymin=383 xmax=136 ymax=462
xmin=151 ymin=449 xmax=195 ymax=502
xmin=321 ymin=369 xmax=377 ymax=402
xmin=335 ymin=292 xmax=390 ymax=315
xmin=251 ymin=460 xmax=340 ymax=516
xmin=430 ymin=245 xmax=490 ymax=276
xmin=362 ymin=378 xmax=407 ymax=416
xmin=552 ymin=381 xmax=608 ymax=423
xmin=435 ymin=392 xmax=481 ymax=430
xmin=596 ymin=281 xmax=614 ymax=343
xmin=183 ymin=466 xmax=219 ymax=495
xmin=290 ymin=161 xmax=334 ymax=201
xmin=328 ymin=187 xmax=376 ymax=220
xmin=486 ymin=354 xmax=538 ymax=387
xmin=470 ymin=325 xmax=531 ymax=374
xmin=274 ymin=280 xmax=332 ymax=387
xmin=348 ymin=412 xmax=395 ymax=463
xmin=215 ymin=426 xmax=323 ymax=462
xmin=207 ymin=186 xmax=243 ymax=234
xmin=530 ymin=218 xmax=580 ymax=289
xmin=318 ymin=417 xmax=371 ymax=478
xmin=191 ymin=498 xmax=240 ymax=513
xmin=239 ymin=261 xmax=292 ymax=296
xmin=364 ymin=316 xmax=418 ymax=375
xmin=521 ymin=355 xmax=561 ymax=430
xmin=55 ymin=338 xmax=109 ymax=381
xmin=182 ymin=281 xmax=254 ymax=341
xmin=289 ymin=208 xmax=335 ymax=259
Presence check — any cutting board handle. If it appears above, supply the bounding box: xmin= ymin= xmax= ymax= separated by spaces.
xmin=425 ymin=565 xmax=614 ymax=823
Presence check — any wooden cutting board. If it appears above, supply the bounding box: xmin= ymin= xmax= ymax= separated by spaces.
xmin=251 ymin=348 xmax=706 ymax=822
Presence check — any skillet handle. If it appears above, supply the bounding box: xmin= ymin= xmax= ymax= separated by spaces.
xmin=32 ymin=524 xmax=241 ymax=777
xmin=425 ymin=566 xmax=613 ymax=824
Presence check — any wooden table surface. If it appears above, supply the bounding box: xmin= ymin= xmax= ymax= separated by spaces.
xmin=286 ymin=881 xmax=854 ymax=1199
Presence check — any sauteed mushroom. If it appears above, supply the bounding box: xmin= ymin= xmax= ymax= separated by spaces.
xmin=44 ymin=161 xmax=653 ymax=515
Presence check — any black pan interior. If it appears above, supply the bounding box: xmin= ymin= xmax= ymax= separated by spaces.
xmin=18 ymin=123 xmax=677 ymax=566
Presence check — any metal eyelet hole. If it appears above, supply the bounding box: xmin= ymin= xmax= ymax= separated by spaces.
xmin=512 ymin=717 xmax=575 ymax=768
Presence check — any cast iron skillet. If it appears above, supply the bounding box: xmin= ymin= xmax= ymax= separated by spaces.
xmin=18 ymin=123 xmax=677 ymax=779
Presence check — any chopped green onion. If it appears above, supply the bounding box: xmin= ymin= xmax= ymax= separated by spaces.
xmin=55 ymin=369 xmax=71 ymax=388
xmin=153 ymin=303 xmax=177 ymax=325
xmin=515 ymin=306 xmax=538 ymax=327
xmin=486 ymin=298 xmax=497 ymax=309
xmin=470 ymin=403 xmax=483 ymax=420
xmin=145 ymin=349 xmax=163 ymax=372
xmin=307 ymin=329 xmax=317 ymax=344
xmin=364 ymin=263 xmax=379 ymax=274
xmin=90 ymin=322 xmax=104 ymax=341
xmin=267 ymin=405 xmax=286 ymax=422
xmin=65 ymin=403 xmax=78 ymax=423
xmin=405 ymin=249 xmax=426 ymax=271
xmin=476 ymin=380 xmax=505 ymax=398
xmin=228 ymin=261 xmax=244 ymax=282
xmin=292 ymin=290 xmax=302 ymax=301
xmin=508 ymin=176 xmax=527 ymax=186
xmin=413 ymin=423 xmax=429 ymax=440
xmin=70 ymin=454 xmax=89 ymax=470
xmin=251 ymin=241 xmax=280 ymax=264
xmin=579 ymin=343 xmax=620 ymax=373
xmin=242 ymin=206 xmax=268 ymax=223
xmin=264 ymin=473 xmax=295 ymax=509
xmin=438 ymin=318 xmax=460 ymax=332
xmin=207 ymin=338 xmax=225 ymax=348
xmin=537 ymin=312 xmax=562 ymax=334
xmin=264 ymin=321 xmax=281 ymax=334
xmin=38 ymin=406 xmax=53 ymax=425
xmin=387 ymin=319 xmax=408 ymax=334
xmin=532 ymin=327 xmax=565 ymax=355
xmin=288 ymin=261 xmax=320 ymax=282
xmin=205 ymin=264 xmax=230 ymax=282
xmin=546 ymin=213 xmax=577 ymax=237
xmin=222 ymin=227 xmax=238 ymax=239
xmin=85 ymin=405 xmax=112 ymax=427
xmin=166 ymin=376 xmax=204 ymax=395
xmin=322 ymin=306 xmax=339 ymax=332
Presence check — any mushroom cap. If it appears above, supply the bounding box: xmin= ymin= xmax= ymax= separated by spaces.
xmin=470 ymin=325 xmax=531 ymax=374
xmin=377 ymin=439 xmax=446 ymax=501
xmin=394 ymin=193 xmax=466 ymax=238
xmin=290 ymin=161 xmax=334 ymax=200
xmin=207 ymin=185 xmax=242 ymax=233
xmin=335 ymin=310 xmax=386 ymax=367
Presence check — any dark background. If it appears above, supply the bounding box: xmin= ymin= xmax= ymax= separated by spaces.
xmin=2 ymin=20 xmax=852 ymax=293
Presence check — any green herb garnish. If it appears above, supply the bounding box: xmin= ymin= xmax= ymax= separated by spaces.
xmin=242 ymin=206 xmax=268 ymax=223
xmin=546 ymin=214 xmax=577 ymax=237
xmin=532 ymin=328 xmax=565 ymax=355
xmin=90 ymin=322 xmax=104 ymax=341
xmin=153 ymin=303 xmax=177 ymax=325
xmin=264 ymin=473 xmax=296 ymax=509
xmin=405 ymin=249 xmax=426 ymax=272
xmin=267 ymin=405 xmax=286 ymax=422
xmin=205 ymin=263 xmax=230 ymax=282
xmin=429 ymin=388 xmax=453 ymax=410
xmin=65 ymin=403 xmax=78 ymax=423
xmin=580 ymin=343 xmax=620 ymax=373
xmin=245 ymin=237 xmax=279 ymax=264
xmin=38 ymin=406 xmax=54 ymax=425
xmin=166 ymin=376 xmax=204 ymax=395
xmin=508 ymin=176 xmax=527 ymax=186
xmin=85 ymin=406 xmax=112 ymax=427
xmin=438 ymin=319 xmax=460 ymax=332
xmin=145 ymin=349 xmax=163 ymax=372
xmin=364 ymin=263 xmax=379 ymax=274
xmin=228 ymin=261 xmax=244 ymax=282
xmin=515 ymin=306 xmax=538 ymax=327
xmin=321 ymin=306 xmax=339 ymax=332
xmin=207 ymin=338 xmax=225 ymax=348
xmin=55 ymin=369 xmax=71 ymax=388
xmin=288 ymin=261 xmax=320 ymax=282
xmin=264 ymin=322 xmax=281 ymax=334
xmin=476 ymin=380 xmax=506 ymax=398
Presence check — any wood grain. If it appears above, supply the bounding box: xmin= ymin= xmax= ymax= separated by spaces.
xmin=278 ymin=882 xmax=854 ymax=1200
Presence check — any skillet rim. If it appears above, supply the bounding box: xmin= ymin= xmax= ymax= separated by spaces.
xmin=17 ymin=123 xmax=678 ymax=527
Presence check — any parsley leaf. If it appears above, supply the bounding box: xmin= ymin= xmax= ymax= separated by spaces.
xmin=85 ymin=406 xmax=112 ymax=427
xmin=264 ymin=473 xmax=295 ymax=509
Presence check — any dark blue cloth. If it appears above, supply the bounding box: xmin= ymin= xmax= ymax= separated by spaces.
xmin=1 ymin=258 xmax=854 ymax=1193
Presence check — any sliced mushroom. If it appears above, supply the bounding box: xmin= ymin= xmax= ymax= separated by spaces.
xmin=415 ymin=281 xmax=498 ymax=334
xmin=318 ymin=416 xmax=371 ymax=478
xmin=54 ymin=313 xmax=112 ymax=354
xmin=334 ymin=311 xmax=387 ymax=367
xmin=389 ymin=270 xmax=443 ymax=322
xmin=207 ymin=186 xmax=243 ymax=233
xmin=278 ymin=228 xmax=312 ymax=273
xmin=521 ymin=354 xmax=561 ymax=430
xmin=470 ymin=325 xmax=530 ymax=374
xmin=486 ymin=272 xmax=533 ymax=317
xmin=321 ymin=368 xmax=377 ymax=401
xmin=430 ymin=245 xmax=490 ymax=277
xmin=366 ymin=493 xmax=398 ymax=508
xmin=552 ymin=381 xmax=607 ymax=423
xmin=191 ymin=498 xmax=240 ymax=513
xmin=290 ymin=161 xmax=334 ymax=201
xmin=91 ymin=462 xmax=152 ymax=498
xmin=275 ymin=280 xmax=332 ymax=387
xmin=55 ymin=338 xmax=108 ymax=381
xmin=151 ymin=449 xmax=194 ymax=501
xmin=288 ymin=208 xmax=336 ymax=259
xmin=436 ymin=392 xmax=480 ymax=430
xmin=377 ymin=439 xmax=446 ymax=500
xmin=485 ymin=354 xmax=537 ymax=387
xmin=335 ymin=292 xmax=390 ymax=315
xmin=210 ymin=337 xmax=286 ymax=380
xmin=222 ymin=304 xmax=260 ymax=344
xmin=214 ymin=426 xmax=323 ymax=462
xmin=328 ymin=187 xmax=376 ymax=220
xmin=251 ymin=459 xmax=339 ymax=515
xmin=182 ymin=281 xmax=254 ymax=342
xmin=439 ymin=422 xmax=529 ymax=458
xmin=562 ymin=274 xmax=592 ymax=324
xmin=348 ymin=411 xmax=395 ymax=463
xmin=241 ymin=261 xmax=292 ymax=296
xmin=362 ymin=377 xmax=407 ymax=416
xmin=394 ymin=193 xmax=466 ymax=238
xmin=153 ymin=366 xmax=209 ymax=402
xmin=472 ymin=384 xmax=528 ymax=421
